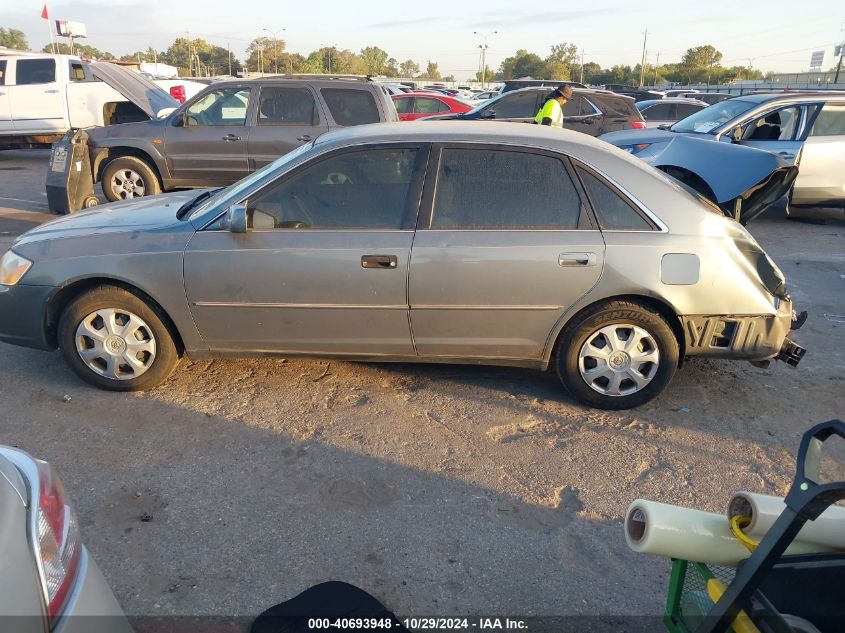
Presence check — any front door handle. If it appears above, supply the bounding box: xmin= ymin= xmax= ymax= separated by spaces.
xmin=777 ymin=151 xmax=795 ymax=159
xmin=297 ymin=134 xmax=313 ymax=142
xmin=222 ymin=134 xmax=241 ymax=142
xmin=559 ymin=252 xmax=597 ymax=267
xmin=361 ymin=255 xmax=398 ymax=269
xmin=44 ymin=89 xmax=59 ymax=94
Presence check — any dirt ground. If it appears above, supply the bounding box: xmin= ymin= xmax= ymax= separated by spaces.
xmin=1 ymin=149 xmax=843 ymax=629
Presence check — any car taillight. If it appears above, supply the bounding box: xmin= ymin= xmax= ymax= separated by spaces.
xmin=34 ymin=459 xmax=81 ymax=628
xmin=170 ymin=85 xmax=186 ymax=103
xmin=629 ymin=119 xmax=647 ymax=129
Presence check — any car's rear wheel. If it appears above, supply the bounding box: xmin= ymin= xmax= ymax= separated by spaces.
xmin=102 ymin=156 xmax=161 ymax=202
xmin=58 ymin=286 xmax=180 ymax=391
xmin=555 ymin=300 xmax=679 ymax=409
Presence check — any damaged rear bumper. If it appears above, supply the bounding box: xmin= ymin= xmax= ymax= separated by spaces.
xmin=680 ymin=298 xmax=804 ymax=366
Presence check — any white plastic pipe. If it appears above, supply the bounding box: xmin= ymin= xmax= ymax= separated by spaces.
xmin=625 ymin=500 xmax=835 ymax=566
xmin=728 ymin=492 xmax=845 ymax=551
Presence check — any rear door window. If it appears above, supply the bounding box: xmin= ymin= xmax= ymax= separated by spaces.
xmin=0 ymin=60 xmax=6 ymax=86
xmin=414 ymin=97 xmax=448 ymax=114
xmin=257 ymin=87 xmax=319 ymax=126
xmin=15 ymin=58 xmax=56 ymax=85
xmin=489 ymin=91 xmax=540 ymax=118
xmin=641 ymin=102 xmax=673 ymax=121
xmin=809 ymin=104 xmax=845 ymax=136
xmin=321 ymin=88 xmax=380 ymax=126
xmin=430 ymin=148 xmax=582 ymax=229
xmin=676 ymin=103 xmax=703 ymax=119
xmin=577 ymin=167 xmax=655 ymax=231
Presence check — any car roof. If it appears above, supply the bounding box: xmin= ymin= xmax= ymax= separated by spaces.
xmin=731 ymin=91 xmax=845 ymax=105
xmin=202 ymin=77 xmax=380 ymax=90
xmin=313 ymin=120 xmax=613 ymax=153
xmin=637 ymin=97 xmax=708 ymax=106
xmin=501 ymin=86 xmax=634 ymax=101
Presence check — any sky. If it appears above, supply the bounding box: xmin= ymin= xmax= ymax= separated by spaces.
xmin=2 ymin=0 xmax=843 ymax=78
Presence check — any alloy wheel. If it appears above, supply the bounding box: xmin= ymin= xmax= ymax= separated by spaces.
xmin=110 ymin=169 xmax=146 ymax=199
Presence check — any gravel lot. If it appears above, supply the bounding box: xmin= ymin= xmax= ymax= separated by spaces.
xmin=1 ymin=149 xmax=843 ymax=629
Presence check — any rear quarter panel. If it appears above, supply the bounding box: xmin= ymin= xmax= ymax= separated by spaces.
xmin=0 ymin=459 xmax=44 ymax=630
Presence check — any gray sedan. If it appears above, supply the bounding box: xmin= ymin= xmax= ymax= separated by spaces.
xmin=0 ymin=122 xmax=803 ymax=409
xmin=0 ymin=446 xmax=132 ymax=633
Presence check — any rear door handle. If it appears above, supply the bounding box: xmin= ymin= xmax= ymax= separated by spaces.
xmin=559 ymin=252 xmax=597 ymax=267
xmin=44 ymin=89 xmax=59 ymax=94
xmin=297 ymin=134 xmax=313 ymax=142
xmin=777 ymin=151 xmax=795 ymax=159
xmin=222 ymin=134 xmax=241 ymax=142
xmin=361 ymin=255 xmax=398 ymax=269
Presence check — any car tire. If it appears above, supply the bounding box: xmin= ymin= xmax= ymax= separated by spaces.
xmin=555 ymin=300 xmax=679 ymax=410
xmin=102 ymin=156 xmax=161 ymax=202
xmin=58 ymin=285 xmax=180 ymax=392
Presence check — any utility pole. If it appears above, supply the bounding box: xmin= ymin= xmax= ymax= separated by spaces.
xmin=262 ymin=28 xmax=286 ymax=74
xmin=579 ymin=48 xmax=585 ymax=83
xmin=227 ymin=42 xmax=232 ymax=76
xmin=639 ymin=28 xmax=648 ymax=87
xmin=653 ymin=51 xmax=660 ymax=86
xmin=473 ymin=30 xmax=498 ymax=89
xmin=186 ymin=30 xmax=192 ymax=76
xmin=835 ymin=23 xmax=845 ymax=84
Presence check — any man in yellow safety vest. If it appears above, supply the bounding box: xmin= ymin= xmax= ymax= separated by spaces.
xmin=534 ymin=85 xmax=573 ymax=128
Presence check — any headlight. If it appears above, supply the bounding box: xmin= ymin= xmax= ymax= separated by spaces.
xmin=624 ymin=143 xmax=652 ymax=155
xmin=0 ymin=250 xmax=33 ymax=286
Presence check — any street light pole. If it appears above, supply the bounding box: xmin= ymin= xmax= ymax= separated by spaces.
xmin=262 ymin=27 xmax=286 ymax=75
xmin=639 ymin=28 xmax=648 ymax=87
xmin=834 ymin=22 xmax=845 ymax=84
xmin=473 ymin=30 xmax=498 ymax=89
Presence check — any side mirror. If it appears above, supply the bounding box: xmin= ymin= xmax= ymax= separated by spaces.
xmin=156 ymin=107 xmax=176 ymax=119
xmin=480 ymin=109 xmax=496 ymax=120
xmin=730 ymin=126 xmax=743 ymax=142
xmin=657 ymin=123 xmax=670 ymax=130
xmin=224 ymin=204 xmax=248 ymax=233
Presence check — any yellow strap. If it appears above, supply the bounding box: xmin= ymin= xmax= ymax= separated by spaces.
xmin=730 ymin=515 xmax=760 ymax=552
xmin=706 ymin=578 xmax=761 ymax=633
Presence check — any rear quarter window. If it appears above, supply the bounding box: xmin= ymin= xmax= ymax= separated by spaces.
xmin=595 ymin=94 xmax=639 ymax=118
xmin=577 ymin=167 xmax=655 ymax=231
xmin=321 ymin=88 xmax=381 ymax=126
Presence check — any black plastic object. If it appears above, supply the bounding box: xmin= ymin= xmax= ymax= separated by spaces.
xmin=45 ymin=129 xmax=98 ymax=214
xmin=251 ymin=581 xmax=409 ymax=633
xmin=696 ymin=420 xmax=845 ymax=633
xmin=777 ymin=339 xmax=806 ymax=367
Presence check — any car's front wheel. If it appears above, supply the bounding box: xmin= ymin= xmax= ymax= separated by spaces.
xmin=58 ymin=286 xmax=180 ymax=391
xmin=102 ymin=156 xmax=161 ymax=202
xmin=555 ymin=300 xmax=679 ymax=409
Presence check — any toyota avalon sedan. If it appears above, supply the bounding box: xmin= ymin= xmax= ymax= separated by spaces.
xmin=0 ymin=122 xmax=804 ymax=409
xmin=0 ymin=446 xmax=132 ymax=633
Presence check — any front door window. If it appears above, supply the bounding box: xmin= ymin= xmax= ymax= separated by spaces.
xmin=186 ymin=88 xmax=251 ymax=126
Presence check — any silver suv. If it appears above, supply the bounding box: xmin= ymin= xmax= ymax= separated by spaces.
xmin=86 ymin=77 xmax=398 ymax=202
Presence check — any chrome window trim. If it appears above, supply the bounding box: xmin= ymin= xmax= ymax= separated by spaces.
xmin=574 ymin=158 xmax=669 ymax=232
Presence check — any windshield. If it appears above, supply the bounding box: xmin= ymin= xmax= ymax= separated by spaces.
xmin=670 ymin=99 xmax=756 ymax=134
xmin=189 ymin=141 xmax=315 ymax=221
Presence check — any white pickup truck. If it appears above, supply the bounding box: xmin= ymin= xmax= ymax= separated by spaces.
xmin=0 ymin=53 xmax=205 ymax=149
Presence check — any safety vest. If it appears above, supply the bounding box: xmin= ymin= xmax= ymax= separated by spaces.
xmin=534 ymin=98 xmax=563 ymax=127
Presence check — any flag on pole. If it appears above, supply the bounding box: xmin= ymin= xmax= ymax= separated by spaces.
xmin=41 ymin=3 xmax=49 ymax=19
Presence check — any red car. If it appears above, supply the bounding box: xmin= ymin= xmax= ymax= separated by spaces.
xmin=392 ymin=93 xmax=473 ymax=121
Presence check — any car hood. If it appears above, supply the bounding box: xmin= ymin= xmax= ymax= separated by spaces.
xmin=599 ymin=128 xmax=681 ymax=146
xmin=89 ymin=62 xmax=178 ymax=118
xmin=598 ymin=129 xmax=796 ymax=222
xmin=13 ymin=191 xmax=198 ymax=247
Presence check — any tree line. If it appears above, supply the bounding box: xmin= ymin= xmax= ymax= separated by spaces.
xmin=2 ymin=27 xmax=770 ymax=85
